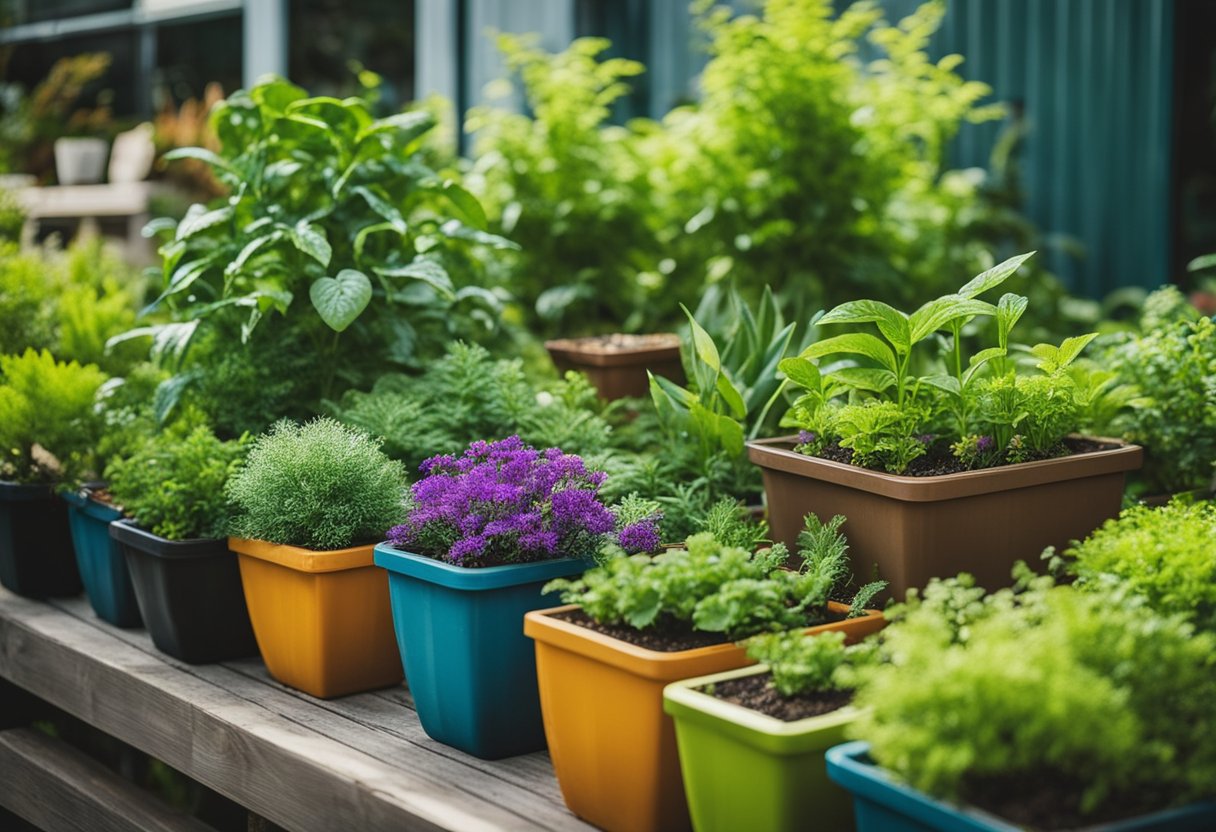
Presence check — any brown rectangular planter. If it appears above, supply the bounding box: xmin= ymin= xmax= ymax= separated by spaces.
xmin=544 ymin=334 xmax=684 ymax=400
xmin=747 ymin=436 xmax=1143 ymax=600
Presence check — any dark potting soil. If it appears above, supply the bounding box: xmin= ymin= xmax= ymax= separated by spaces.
xmin=812 ymin=437 xmax=1117 ymax=478
xmin=962 ymin=772 xmax=1180 ymax=831
xmin=552 ymin=609 xmax=730 ymax=652
xmin=704 ymin=671 xmax=853 ymax=722
xmin=553 ymin=606 xmax=849 ymax=653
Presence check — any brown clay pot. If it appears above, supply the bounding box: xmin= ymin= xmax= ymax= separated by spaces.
xmin=747 ymin=435 xmax=1143 ymax=600
xmin=545 ymin=334 xmax=684 ymax=400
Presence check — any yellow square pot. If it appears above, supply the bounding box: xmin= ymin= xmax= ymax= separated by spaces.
xmin=230 ymin=537 xmax=403 ymax=698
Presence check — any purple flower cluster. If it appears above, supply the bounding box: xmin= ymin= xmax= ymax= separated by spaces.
xmin=386 ymin=436 xmax=655 ymax=566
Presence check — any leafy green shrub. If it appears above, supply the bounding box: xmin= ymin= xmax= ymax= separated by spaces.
xmin=327 ymin=342 xmax=613 ymax=472
xmin=134 ymin=77 xmax=513 ymax=419
xmin=781 ymin=253 xmax=1117 ymax=473
xmin=225 ymin=418 xmax=407 ymax=550
xmin=1060 ymin=500 xmax=1216 ymax=633
xmin=854 ymin=579 xmax=1216 ymax=824
xmin=745 ymin=630 xmax=877 ymax=697
xmin=548 ymin=516 xmax=881 ymax=640
xmin=0 ymin=348 xmax=107 ymax=484
xmin=105 ymin=422 xmax=246 ymax=540
xmin=1099 ymin=301 xmax=1216 ymax=494
xmin=0 ymin=244 xmax=55 ymax=356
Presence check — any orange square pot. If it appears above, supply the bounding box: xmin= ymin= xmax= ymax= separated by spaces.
xmin=524 ymin=602 xmax=885 ymax=832
xmin=229 ymin=537 xmax=403 ymax=699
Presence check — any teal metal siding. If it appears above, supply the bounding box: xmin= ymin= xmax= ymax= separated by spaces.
xmin=877 ymin=0 xmax=1175 ymax=295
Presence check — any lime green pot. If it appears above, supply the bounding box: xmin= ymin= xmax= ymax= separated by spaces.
xmin=663 ymin=665 xmax=857 ymax=832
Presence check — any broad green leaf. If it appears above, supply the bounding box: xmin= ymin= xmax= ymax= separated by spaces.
xmin=1187 ymin=253 xmax=1216 ymax=273
xmin=147 ymin=255 xmax=218 ymax=311
xmin=141 ymin=217 xmax=177 ymax=238
xmin=648 ymin=372 xmax=689 ymax=432
xmin=778 ymin=356 xmax=822 ymax=392
xmin=163 ymin=147 xmax=236 ymax=175
xmin=353 ymin=222 xmax=399 ymax=262
xmin=106 ymin=320 xmax=199 ymax=366
xmin=908 ymin=295 xmax=996 ymax=343
xmin=309 ymin=269 xmax=372 ymax=332
xmin=439 ymin=220 xmax=520 ymax=250
xmin=352 ymin=186 xmax=407 ymax=233
xmin=996 ymin=293 xmax=1029 ymax=347
xmin=175 ymin=204 xmax=232 ymax=241
xmin=441 ymin=180 xmax=488 ymax=231
xmin=289 ymin=221 xmax=332 ymax=267
xmin=1033 ymin=333 xmax=1098 ymax=373
xmin=828 ymin=367 xmax=897 ymax=394
xmin=250 ymin=78 xmax=308 ymax=113
xmin=957 ymin=251 xmax=1035 ymax=298
xmin=681 ymin=303 xmax=721 ymax=373
xmin=375 ymin=259 xmax=455 ymax=300
xmin=922 ymin=374 xmax=962 ymax=396
xmin=800 ymin=333 xmax=897 ymax=372
xmin=715 ymin=372 xmax=747 ymax=420
xmin=716 ymin=411 xmax=745 ymax=456
xmin=356 ymin=109 xmax=435 ymax=146
xmin=654 ymin=373 xmax=698 ymax=407
xmin=226 ymin=232 xmax=283 ymax=276
xmin=152 ymin=371 xmax=198 ymax=426
xmin=818 ymin=300 xmax=910 ymax=351
xmin=963 ymin=347 xmax=1007 ymax=384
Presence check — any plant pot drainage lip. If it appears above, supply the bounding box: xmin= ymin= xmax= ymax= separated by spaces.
xmin=0 ymin=480 xmax=57 ymax=500
xmin=747 ymin=435 xmax=1144 ymax=503
xmin=664 ymin=664 xmax=862 ymax=740
xmin=373 ymin=543 xmax=587 ymax=590
xmin=228 ymin=537 xmax=377 ymax=573
xmin=109 ymin=518 xmax=231 ymax=559
xmin=544 ymin=334 xmax=682 ymax=367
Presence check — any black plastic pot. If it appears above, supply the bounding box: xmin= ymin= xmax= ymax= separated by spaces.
xmin=0 ymin=481 xmax=83 ymax=598
xmin=109 ymin=519 xmax=257 ymax=664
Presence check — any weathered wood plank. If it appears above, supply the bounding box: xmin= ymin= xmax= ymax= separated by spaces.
xmin=0 ymin=588 xmax=589 ymax=832
xmin=0 ymin=727 xmax=216 ymax=832
xmin=45 ymin=596 xmax=582 ymax=827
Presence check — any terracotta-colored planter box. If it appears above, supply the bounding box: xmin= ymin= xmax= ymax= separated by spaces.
xmin=544 ymin=334 xmax=684 ymax=400
xmin=524 ymin=602 xmax=885 ymax=832
xmin=748 ymin=435 xmax=1143 ymax=600
xmin=229 ymin=537 xmax=402 ymax=699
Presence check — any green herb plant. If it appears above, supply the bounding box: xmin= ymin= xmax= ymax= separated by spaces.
xmin=0 ymin=348 xmax=107 ymax=484
xmin=105 ymin=422 xmax=247 ymax=541
xmin=781 ymin=252 xmax=1109 ymax=473
xmin=744 ymin=630 xmax=878 ymax=698
xmin=854 ymin=578 xmax=1216 ymax=824
xmin=225 ymin=417 xmax=407 ymax=551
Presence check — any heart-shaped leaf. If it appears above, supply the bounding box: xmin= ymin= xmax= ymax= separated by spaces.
xmin=310 ymin=269 xmax=372 ymax=332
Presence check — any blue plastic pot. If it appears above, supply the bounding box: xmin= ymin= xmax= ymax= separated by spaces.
xmin=373 ymin=543 xmax=587 ymax=759
xmin=826 ymin=741 xmax=1216 ymax=832
xmin=62 ymin=489 xmax=142 ymax=628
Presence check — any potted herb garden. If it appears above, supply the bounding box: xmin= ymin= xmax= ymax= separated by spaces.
xmin=106 ymin=422 xmax=257 ymax=662
xmin=525 ymin=515 xmax=886 ymax=832
xmin=828 ymin=573 xmax=1216 ymax=831
xmin=664 ymin=630 xmax=878 ymax=832
xmin=0 ymin=349 xmax=106 ymax=598
xmin=374 ymin=435 xmax=661 ymax=759
xmin=226 ymin=418 xmax=406 ymax=699
xmin=748 ymin=253 xmax=1143 ymax=598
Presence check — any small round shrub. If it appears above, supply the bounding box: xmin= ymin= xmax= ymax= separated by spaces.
xmin=226 ymin=418 xmax=407 ymax=550
xmin=106 ymin=421 xmax=245 ymax=541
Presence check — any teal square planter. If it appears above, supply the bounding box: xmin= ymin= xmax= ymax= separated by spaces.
xmin=826 ymin=741 xmax=1216 ymax=832
xmin=62 ymin=490 xmax=142 ymax=628
xmin=373 ymin=543 xmax=588 ymax=759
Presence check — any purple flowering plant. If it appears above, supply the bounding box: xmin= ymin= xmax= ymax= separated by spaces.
xmin=385 ymin=435 xmax=661 ymax=567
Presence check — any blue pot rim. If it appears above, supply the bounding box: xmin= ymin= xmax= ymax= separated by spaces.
xmin=62 ymin=490 xmax=123 ymax=522
xmin=373 ymin=542 xmax=587 ymax=591
xmin=825 ymin=741 xmax=1216 ymax=831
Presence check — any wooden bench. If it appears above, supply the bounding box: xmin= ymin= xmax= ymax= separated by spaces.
xmin=0 ymin=587 xmax=594 ymax=831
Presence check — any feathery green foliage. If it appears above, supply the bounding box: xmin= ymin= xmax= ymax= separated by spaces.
xmin=225 ymin=418 xmax=407 ymax=550
xmin=0 ymin=348 xmax=107 ymax=484
xmin=854 ymin=577 xmax=1216 ymax=819
xmin=106 ymin=422 xmax=246 ymax=540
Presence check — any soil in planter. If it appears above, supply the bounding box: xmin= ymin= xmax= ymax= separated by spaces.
xmin=552 ymin=607 xmax=847 ymax=653
xmin=546 ymin=333 xmax=679 ymax=353
xmin=704 ymin=672 xmax=853 ymax=722
xmin=809 ymin=437 xmax=1117 ymax=478
xmin=963 ymin=771 xmax=1181 ymax=832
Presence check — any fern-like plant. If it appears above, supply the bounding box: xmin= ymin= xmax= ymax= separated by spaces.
xmin=0 ymin=348 xmax=107 ymax=484
xmin=225 ymin=418 xmax=407 ymax=550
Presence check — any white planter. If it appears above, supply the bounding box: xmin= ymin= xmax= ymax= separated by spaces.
xmin=54 ymin=138 xmax=109 ymax=185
